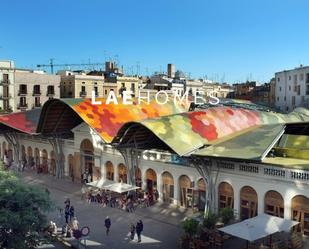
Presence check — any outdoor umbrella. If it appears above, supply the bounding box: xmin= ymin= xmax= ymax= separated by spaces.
xmin=218 ymin=213 xmax=299 ymax=247
xmin=86 ymin=178 xmax=115 ymax=189
xmin=103 ymin=181 xmax=140 ymax=193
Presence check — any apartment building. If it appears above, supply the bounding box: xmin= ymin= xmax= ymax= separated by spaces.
xmin=58 ymin=71 xmax=104 ymax=98
xmin=275 ymin=65 xmax=309 ymax=112
xmin=104 ymin=75 xmax=139 ymax=98
xmin=0 ymin=60 xmax=60 ymax=113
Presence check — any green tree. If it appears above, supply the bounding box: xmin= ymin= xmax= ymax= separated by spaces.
xmin=0 ymin=165 xmax=54 ymax=249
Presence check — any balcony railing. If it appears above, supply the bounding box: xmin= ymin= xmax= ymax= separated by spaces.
xmin=32 ymin=91 xmax=41 ymax=96
xmin=46 ymin=91 xmax=55 ymax=97
xmin=18 ymin=90 xmax=28 ymax=96
xmin=17 ymin=103 xmax=28 ymax=109
xmin=0 ymin=80 xmax=10 ymax=85
xmin=0 ymin=94 xmax=12 ymax=99
xmin=80 ymin=91 xmax=87 ymax=97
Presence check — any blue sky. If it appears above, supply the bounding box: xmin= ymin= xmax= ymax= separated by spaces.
xmin=0 ymin=0 xmax=308 ymax=83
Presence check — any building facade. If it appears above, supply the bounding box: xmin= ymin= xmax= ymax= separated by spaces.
xmin=275 ymin=65 xmax=309 ymax=112
xmin=0 ymin=60 xmax=60 ymax=113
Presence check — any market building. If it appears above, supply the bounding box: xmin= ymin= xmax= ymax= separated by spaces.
xmin=0 ymin=98 xmax=308 ymax=236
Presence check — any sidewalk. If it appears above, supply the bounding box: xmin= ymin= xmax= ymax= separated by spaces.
xmin=21 ymin=170 xmax=192 ymax=249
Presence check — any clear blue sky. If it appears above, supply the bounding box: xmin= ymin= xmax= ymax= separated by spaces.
xmin=1 ymin=0 xmax=309 ymax=83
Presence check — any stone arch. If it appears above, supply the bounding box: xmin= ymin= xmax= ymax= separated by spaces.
xmin=50 ymin=151 xmax=56 ymax=176
xmin=179 ymin=175 xmax=193 ymax=208
xmin=218 ymin=182 xmax=234 ymax=209
xmin=240 ymin=186 xmax=258 ymax=220
xmin=162 ymin=171 xmax=174 ymax=203
xmin=41 ymin=149 xmax=48 ymax=173
xmin=291 ymin=195 xmax=309 ymax=236
xmin=135 ymin=167 xmax=142 ymax=187
xmin=264 ymin=190 xmax=284 ymax=218
xmin=27 ymin=146 xmax=33 ymax=169
xmin=195 ymin=178 xmax=206 ymax=211
xmin=105 ymin=161 xmax=114 ymax=180
xmin=80 ymin=139 xmax=95 ymax=182
xmin=145 ymin=168 xmax=157 ymax=192
xmin=118 ymin=163 xmax=127 ymax=183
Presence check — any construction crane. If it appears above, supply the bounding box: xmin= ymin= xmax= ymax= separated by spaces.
xmin=37 ymin=58 xmax=103 ymax=74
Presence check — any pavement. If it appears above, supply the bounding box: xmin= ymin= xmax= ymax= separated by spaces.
xmin=21 ymin=170 xmax=193 ymax=249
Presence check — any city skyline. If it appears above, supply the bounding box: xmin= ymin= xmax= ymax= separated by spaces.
xmin=0 ymin=0 xmax=309 ymax=83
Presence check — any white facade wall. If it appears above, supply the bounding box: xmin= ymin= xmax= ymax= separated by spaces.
xmin=275 ymin=66 xmax=309 ymax=112
xmin=0 ymin=123 xmax=308 ymax=218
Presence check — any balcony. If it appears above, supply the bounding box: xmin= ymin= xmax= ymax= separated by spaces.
xmin=79 ymin=91 xmax=87 ymax=97
xmin=0 ymin=79 xmax=10 ymax=85
xmin=0 ymin=94 xmax=12 ymax=99
xmin=32 ymin=91 xmax=41 ymax=96
xmin=18 ymin=90 xmax=28 ymax=96
xmin=46 ymin=91 xmax=55 ymax=97
xmin=17 ymin=103 xmax=28 ymax=110
xmin=32 ymin=103 xmax=41 ymax=109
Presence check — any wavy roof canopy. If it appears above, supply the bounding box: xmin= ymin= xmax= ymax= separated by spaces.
xmin=116 ymin=106 xmax=309 ymax=156
xmin=0 ymin=108 xmax=41 ymax=134
xmin=37 ymin=98 xmax=190 ymax=142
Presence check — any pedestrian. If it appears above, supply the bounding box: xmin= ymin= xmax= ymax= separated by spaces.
xmin=64 ymin=205 xmax=70 ymax=224
xmin=104 ymin=216 xmax=111 ymax=236
xmin=129 ymin=223 xmax=135 ymax=240
xmin=69 ymin=205 xmax=75 ymax=222
xmin=64 ymin=198 xmax=70 ymax=207
xmin=136 ymin=220 xmax=143 ymax=243
xmin=71 ymin=217 xmax=79 ymax=230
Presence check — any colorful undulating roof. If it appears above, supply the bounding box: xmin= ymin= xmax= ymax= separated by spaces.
xmin=0 ymin=108 xmax=41 ymax=134
xmin=124 ymin=107 xmax=309 ymax=156
xmin=41 ymin=98 xmax=190 ymax=143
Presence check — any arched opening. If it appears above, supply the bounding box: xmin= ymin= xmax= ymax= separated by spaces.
xmin=27 ymin=146 xmax=33 ymax=169
xmin=194 ymin=178 xmax=206 ymax=211
xmin=162 ymin=171 xmax=174 ymax=204
xmin=118 ymin=163 xmax=127 ymax=183
xmin=179 ymin=175 xmax=193 ymax=208
xmin=80 ymin=139 xmax=94 ymax=183
xmin=34 ymin=148 xmax=40 ymax=171
xmin=2 ymin=141 xmax=7 ymax=158
xmin=218 ymin=182 xmax=234 ymax=209
xmin=292 ymin=195 xmax=309 ymax=236
xmin=145 ymin=168 xmax=157 ymax=192
xmin=7 ymin=143 xmax=13 ymax=162
xmin=135 ymin=167 xmax=142 ymax=187
xmin=240 ymin=186 xmax=258 ymax=220
xmin=105 ymin=161 xmax=114 ymax=180
xmin=50 ymin=151 xmax=56 ymax=176
xmin=264 ymin=190 xmax=284 ymax=218
xmin=41 ymin=149 xmax=48 ymax=173
xmin=68 ymin=154 xmax=74 ymax=181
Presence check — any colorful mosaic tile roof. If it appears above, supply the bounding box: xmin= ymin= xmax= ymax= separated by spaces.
xmin=132 ymin=107 xmax=309 ymax=156
xmin=53 ymin=98 xmax=191 ymax=143
xmin=0 ymin=109 xmax=41 ymax=134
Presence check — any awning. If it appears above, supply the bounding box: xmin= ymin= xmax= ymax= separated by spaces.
xmin=218 ymin=213 xmax=299 ymax=242
xmin=103 ymin=181 xmax=140 ymax=193
xmin=86 ymin=178 xmax=115 ymax=189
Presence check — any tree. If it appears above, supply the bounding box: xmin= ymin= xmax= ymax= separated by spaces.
xmin=0 ymin=164 xmax=54 ymax=248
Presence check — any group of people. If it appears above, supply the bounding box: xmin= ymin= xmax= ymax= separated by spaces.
xmin=104 ymin=216 xmax=144 ymax=243
xmin=83 ymin=188 xmax=158 ymax=212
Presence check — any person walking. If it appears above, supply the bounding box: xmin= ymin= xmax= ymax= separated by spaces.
xmin=136 ymin=220 xmax=143 ymax=243
xmin=105 ymin=216 xmax=111 ymax=236
xmin=69 ymin=205 xmax=75 ymax=222
xmin=129 ymin=223 xmax=136 ymax=240
xmin=64 ymin=205 xmax=70 ymax=224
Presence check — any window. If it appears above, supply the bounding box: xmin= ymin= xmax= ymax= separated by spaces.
xmin=284 ymin=96 xmax=286 ymax=101
xmin=82 ymin=81 xmax=85 ymax=84
xmin=19 ymin=84 xmax=27 ymax=95
xmin=94 ymin=82 xmax=97 ymax=85
xmin=297 ymin=85 xmax=301 ymax=95
xmin=277 ymin=77 xmax=280 ymax=82
xmin=306 ymin=74 xmax=309 ymax=83
xmin=277 ymin=97 xmax=279 ymax=101
xmin=19 ymin=97 xmax=27 ymax=107
xmin=294 ymin=74 xmax=298 ymax=83
xmin=121 ymin=83 xmax=125 ymax=87
xmin=306 ymin=85 xmax=309 ymax=95
xmin=300 ymin=73 xmax=304 ymax=81
xmin=81 ymin=86 xmax=86 ymax=92
xmin=35 ymin=97 xmax=40 ymax=107
xmin=33 ymin=85 xmax=40 ymax=95
xmin=289 ymin=86 xmax=291 ymax=91
xmin=292 ymin=96 xmax=296 ymax=106
xmin=47 ymin=85 xmax=54 ymax=95
xmin=286 ymin=106 xmax=289 ymax=111
xmin=94 ymin=86 xmax=98 ymax=97
xmin=105 ymin=90 xmax=108 ymax=95
xmin=279 ymin=87 xmax=282 ymax=91
xmin=289 ymin=75 xmax=291 ymax=80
